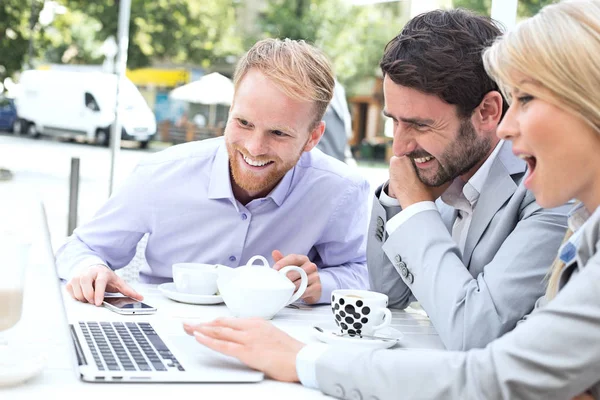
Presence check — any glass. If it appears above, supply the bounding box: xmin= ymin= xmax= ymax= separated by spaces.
xmin=0 ymin=234 xmax=30 ymax=347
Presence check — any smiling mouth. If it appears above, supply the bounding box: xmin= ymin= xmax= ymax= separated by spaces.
xmin=240 ymin=152 xmax=274 ymax=168
xmin=413 ymin=155 xmax=435 ymax=164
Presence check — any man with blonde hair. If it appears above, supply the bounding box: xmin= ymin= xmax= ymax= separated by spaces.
xmin=57 ymin=38 xmax=370 ymax=306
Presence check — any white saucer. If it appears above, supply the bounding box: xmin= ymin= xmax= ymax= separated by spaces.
xmin=313 ymin=326 xmax=403 ymax=349
xmin=158 ymin=282 xmax=224 ymax=305
xmin=0 ymin=347 xmax=46 ymax=387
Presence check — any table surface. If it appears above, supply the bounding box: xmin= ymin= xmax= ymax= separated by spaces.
xmin=2 ymin=205 xmax=444 ymax=399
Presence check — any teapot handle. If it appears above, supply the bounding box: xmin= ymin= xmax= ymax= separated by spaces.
xmin=278 ymin=266 xmax=308 ymax=305
xmin=246 ymin=255 xmax=269 ymax=267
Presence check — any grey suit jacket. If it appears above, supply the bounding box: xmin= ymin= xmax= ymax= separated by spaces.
xmin=317 ymin=81 xmax=353 ymax=162
xmin=316 ymin=205 xmax=600 ymax=400
xmin=368 ymin=141 xmax=570 ymax=350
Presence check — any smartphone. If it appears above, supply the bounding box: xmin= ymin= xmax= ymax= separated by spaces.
xmin=102 ymin=296 xmax=157 ymax=315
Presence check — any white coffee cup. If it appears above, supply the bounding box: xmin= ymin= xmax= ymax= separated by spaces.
xmin=331 ymin=289 xmax=392 ymax=336
xmin=172 ymin=263 xmax=219 ymax=295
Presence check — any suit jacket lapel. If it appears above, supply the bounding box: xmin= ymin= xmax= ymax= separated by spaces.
xmin=462 ymin=142 xmax=526 ymax=265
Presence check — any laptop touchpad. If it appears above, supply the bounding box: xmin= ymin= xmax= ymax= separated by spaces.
xmin=168 ymin=335 xmax=258 ymax=374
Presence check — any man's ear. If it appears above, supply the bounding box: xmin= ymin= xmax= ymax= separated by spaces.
xmin=303 ymin=121 xmax=326 ymax=152
xmin=472 ymin=91 xmax=503 ymax=134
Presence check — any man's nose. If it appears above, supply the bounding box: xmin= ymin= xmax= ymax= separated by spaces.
xmin=245 ymin=132 xmax=268 ymax=156
xmin=392 ymin=127 xmax=417 ymax=156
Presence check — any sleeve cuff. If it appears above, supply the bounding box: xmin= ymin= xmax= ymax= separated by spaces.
xmin=312 ymin=268 xmax=338 ymax=304
xmin=68 ymin=256 xmax=110 ymax=280
xmin=386 ymin=201 xmax=438 ymax=235
xmin=379 ymin=182 xmax=400 ymax=207
xmin=296 ymin=343 xmax=330 ymax=389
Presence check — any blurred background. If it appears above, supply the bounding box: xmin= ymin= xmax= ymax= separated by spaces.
xmin=0 ymin=0 xmax=555 ymax=254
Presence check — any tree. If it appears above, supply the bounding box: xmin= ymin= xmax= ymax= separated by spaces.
xmin=517 ymin=0 xmax=559 ymax=17
xmin=0 ymin=0 xmax=43 ymax=79
xmin=254 ymin=0 xmax=403 ymax=94
xmin=63 ymin=0 xmax=243 ymax=69
xmin=453 ymin=0 xmax=558 ymax=18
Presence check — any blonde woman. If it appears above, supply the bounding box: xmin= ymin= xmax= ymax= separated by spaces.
xmin=185 ymin=1 xmax=600 ymax=398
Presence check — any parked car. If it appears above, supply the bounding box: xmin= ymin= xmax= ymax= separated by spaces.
xmin=0 ymin=97 xmax=17 ymax=132
xmin=15 ymin=70 xmax=157 ymax=148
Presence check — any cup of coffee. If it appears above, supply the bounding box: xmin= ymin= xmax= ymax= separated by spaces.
xmin=330 ymin=289 xmax=392 ymax=336
xmin=172 ymin=263 xmax=219 ymax=295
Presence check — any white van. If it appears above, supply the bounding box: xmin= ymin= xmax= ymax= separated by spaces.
xmin=15 ymin=70 xmax=156 ymax=148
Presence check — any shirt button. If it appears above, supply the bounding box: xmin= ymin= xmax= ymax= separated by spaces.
xmin=400 ymin=265 xmax=408 ymax=278
xmin=229 ymin=256 xmax=236 ymax=262
xmin=241 ymin=213 xmax=247 ymax=220
xmin=350 ymin=389 xmax=363 ymax=400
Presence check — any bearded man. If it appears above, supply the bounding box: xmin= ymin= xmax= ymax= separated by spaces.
xmin=58 ymin=38 xmax=369 ymax=307
xmin=366 ymin=9 xmax=570 ymax=351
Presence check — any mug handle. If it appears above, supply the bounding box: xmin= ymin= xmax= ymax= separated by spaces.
xmin=371 ymin=308 xmax=392 ymax=331
xmin=278 ymin=266 xmax=308 ymax=305
xmin=246 ymin=255 xmax=269 ymax=267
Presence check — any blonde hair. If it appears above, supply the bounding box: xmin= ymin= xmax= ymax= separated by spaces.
xmin=233 ymin=38 xmax=335 ymax=130
xmin=483 ymin=0 xmax=600 ymax=298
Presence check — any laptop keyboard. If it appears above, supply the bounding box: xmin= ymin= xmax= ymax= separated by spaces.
xmin=79 ymin=321 xmax=185 ymax=372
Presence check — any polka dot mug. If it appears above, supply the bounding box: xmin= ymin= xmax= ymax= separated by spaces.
xmin=331 ymin=289 xmax=392 ymax=337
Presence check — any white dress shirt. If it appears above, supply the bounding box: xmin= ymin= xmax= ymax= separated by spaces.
xmin=55 ymin=137 xmax=371 ymax=304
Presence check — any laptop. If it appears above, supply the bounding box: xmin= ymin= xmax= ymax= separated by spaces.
xmin=40 ymin=205 xmax=264 ymax=383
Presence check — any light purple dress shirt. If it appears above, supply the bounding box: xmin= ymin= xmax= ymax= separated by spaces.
xmin=55 ymin=137 xmax=370 ymax=304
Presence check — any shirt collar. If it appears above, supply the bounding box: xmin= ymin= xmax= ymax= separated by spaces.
xmin=440 ymin=140 xmax=504 ymax=209
xmin=558 ymin=203 xmax=592 ymax=264
xmin=567 ymin=202 xmax=590 ymax=232
xmin=207 ymin=140 xmax=296 ymax=207
xmin=208 ymin=140 xmax=235 ymax=201
xmin=468 ymin=139 xmax=504 ymax=195
xmin=267 ymin=165 xmax=296 ymax=207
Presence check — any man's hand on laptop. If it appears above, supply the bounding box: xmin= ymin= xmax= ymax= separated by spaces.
xmin=65 ymin=264 xmax=144 ymax=306
xmin=272 ymin=250 xmax=321 ymax=304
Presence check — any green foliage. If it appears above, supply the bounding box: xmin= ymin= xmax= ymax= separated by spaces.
xmin=517 ymin=0 xmax=559 ymax=17
xmin=64 ymin=0 xmax=244 ymax=69
xmin=0 ymin=0 xmax=43 ymax=79
xmin=452 ymin=0 xmax=492 ymax=15
xmin=0 ymin=0 xmax=244 ymax=79
xmin=254 ymin=0 xmax=403 ymax=94
xmin=3 ymin=0 xmax=560 ymax=91
xmin=452 ymin=0 xmax=558 ymax=18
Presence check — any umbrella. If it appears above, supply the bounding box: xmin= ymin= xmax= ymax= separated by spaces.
xmin=169 ymin=72 xmax=234 ymax=126
xmin=169 ymin=72 xmax=234 ymax=104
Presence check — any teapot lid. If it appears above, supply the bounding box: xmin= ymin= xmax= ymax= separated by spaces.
xmin=230 ymin=255 xmax=294 ymax=290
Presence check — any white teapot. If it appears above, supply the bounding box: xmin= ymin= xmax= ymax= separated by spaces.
xmin=217 ymin=255 xmax=308 ymax=319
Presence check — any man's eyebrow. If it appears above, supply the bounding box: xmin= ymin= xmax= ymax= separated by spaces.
xmin=382 ymin=110 xmax=434 ymax=125
xmin=233 ymin=113 xmax=298 ymax=136
xmin=269 ymin=124 xmax=298 ymax=136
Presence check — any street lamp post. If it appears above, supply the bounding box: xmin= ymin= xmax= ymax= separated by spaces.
xmin=108 ymin=0 xmax=132 ymax=196
xmin=27 ymin=0 xmax=39 ymax=69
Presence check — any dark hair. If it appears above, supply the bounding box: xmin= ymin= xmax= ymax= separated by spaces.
xmin=380 ymin=9 xmax=508 ymax=118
